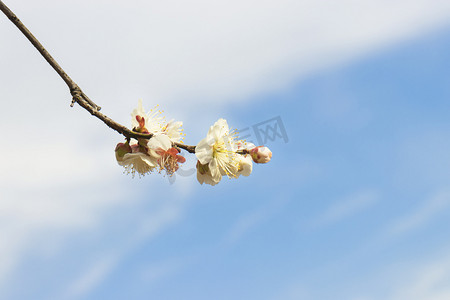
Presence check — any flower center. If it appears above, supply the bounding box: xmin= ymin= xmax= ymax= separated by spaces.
xmin=156 ymin=147 xmax=186 ymax=176
xmin=213 ymin=137 xmax=239 ymax=178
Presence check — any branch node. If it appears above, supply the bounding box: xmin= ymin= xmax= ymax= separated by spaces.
xmin=69 ymin=86 xmax=82 ymax=107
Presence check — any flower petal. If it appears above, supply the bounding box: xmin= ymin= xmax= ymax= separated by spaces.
xmin=195 ymin=138 xmax=213 ymax=164
xmin=208 ymin=158 xmax=222 ymax=183
xmin=211 ymin=118 xmax=229 ymax=141
xmin=197 ymin=169 xmax=218 ymax=186
xmin=164 ymin=120 xmax=184 ymax=142
xmin=148 ymin=134 xmax=172 ymax=150
xmin=237 ymin=155 xmax=253 ymax=177
xmin=176 ymin=155 xmax=186 ymax=163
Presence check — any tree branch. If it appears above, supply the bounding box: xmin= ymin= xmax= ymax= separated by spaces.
xmin=0 ymin=0 xmax=197 ymax=154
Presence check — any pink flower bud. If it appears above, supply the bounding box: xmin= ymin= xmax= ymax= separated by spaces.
xmin=115 ymin=142 xmax=132 ymax=162
xmin=250 ymin=146 xmax=272 ymax=164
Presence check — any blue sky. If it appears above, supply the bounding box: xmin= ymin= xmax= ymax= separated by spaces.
xmin=1 ymin=1 xmax=450 ymax=300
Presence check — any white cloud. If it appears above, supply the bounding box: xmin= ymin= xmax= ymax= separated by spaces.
xmin=272 ymin=188 xmax=450 ymax=300
xmin=0 ymin=183 xmax=130 ymax=293
xmin=388 ymin=256 xmax=450 ymax=300
xmin=221 ymin=195 xmax=290 ymax=247
xmin=62 ymin=197 xmax=186 ymax=299
xmin=388 ymin=190 xmax=450 ymax=236
xmin=3 ymin=0 xmax=450 ymax=111
xmin=222 ymin=205 xmax=272 ymax=246
xmin=308 ymin=189 xmax=379 ymax=229
xmin=274 ymin=237 xmax=450 ymax=300
xmin=352 ymin=249 xmax=450 ymax=300
xmin=139 ymin=258 xmax=185 ymax=286
xmin=63 ymin=255 xmax=118 ymax=300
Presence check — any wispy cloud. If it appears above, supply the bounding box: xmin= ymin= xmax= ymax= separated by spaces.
xmin=221 ymin=195 xmax=290 ymax=247
xmin=63 ymin=255 xmax=118 ymax=300
xmin=388 ymin=190 xmax=450 ymax=236
xmin=273 ymin=236 xmax=450 ymax=300
xmin=308 ymin=189 xmax=379 ymax=229
xmin=139 ymin=258 xmax=186 ymax=286
xmin=62 ymin=198 xmax=186 ymax=300
xmin=353 ymin=248 xmax=450 ymax=300
xmin=388 ymin=256 xmax=450 ymax=300
xmin=0 ymin=181 xmax=129 ymax=286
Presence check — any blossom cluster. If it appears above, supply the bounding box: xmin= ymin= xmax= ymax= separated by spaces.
xmin=115 ymin=100 xmax=185 ymax=177
xmin=115 ymin=101 xmax=272 ymax=185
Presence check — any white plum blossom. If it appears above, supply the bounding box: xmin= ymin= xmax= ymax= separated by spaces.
xmin=148 ymin=134 xmax=186 ymax=176
xmin=161 ymin=120 xmax=184 ymax=143
xmin=115 ymin=141 xmax=157 ymax=177
xmin=195 ymin=118 xmax=241 ymax=185
xmin=116 ymin=101 xmax=188 ymax=177
xmin=119 ymin=152 xmax=157 ymax=177
xmin=131 ymin=99 xmax=165 ymax=134
xmin=131 ymin=100 xmax=184 ymax=143
xmin=196 ymin=161 xmax=219 ymax=186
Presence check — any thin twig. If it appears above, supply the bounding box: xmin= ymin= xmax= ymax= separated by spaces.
xmin=0 ymin=2 xmax=100 ymax=111
xmin=0 ymin=0 xmax=197 ymax=154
